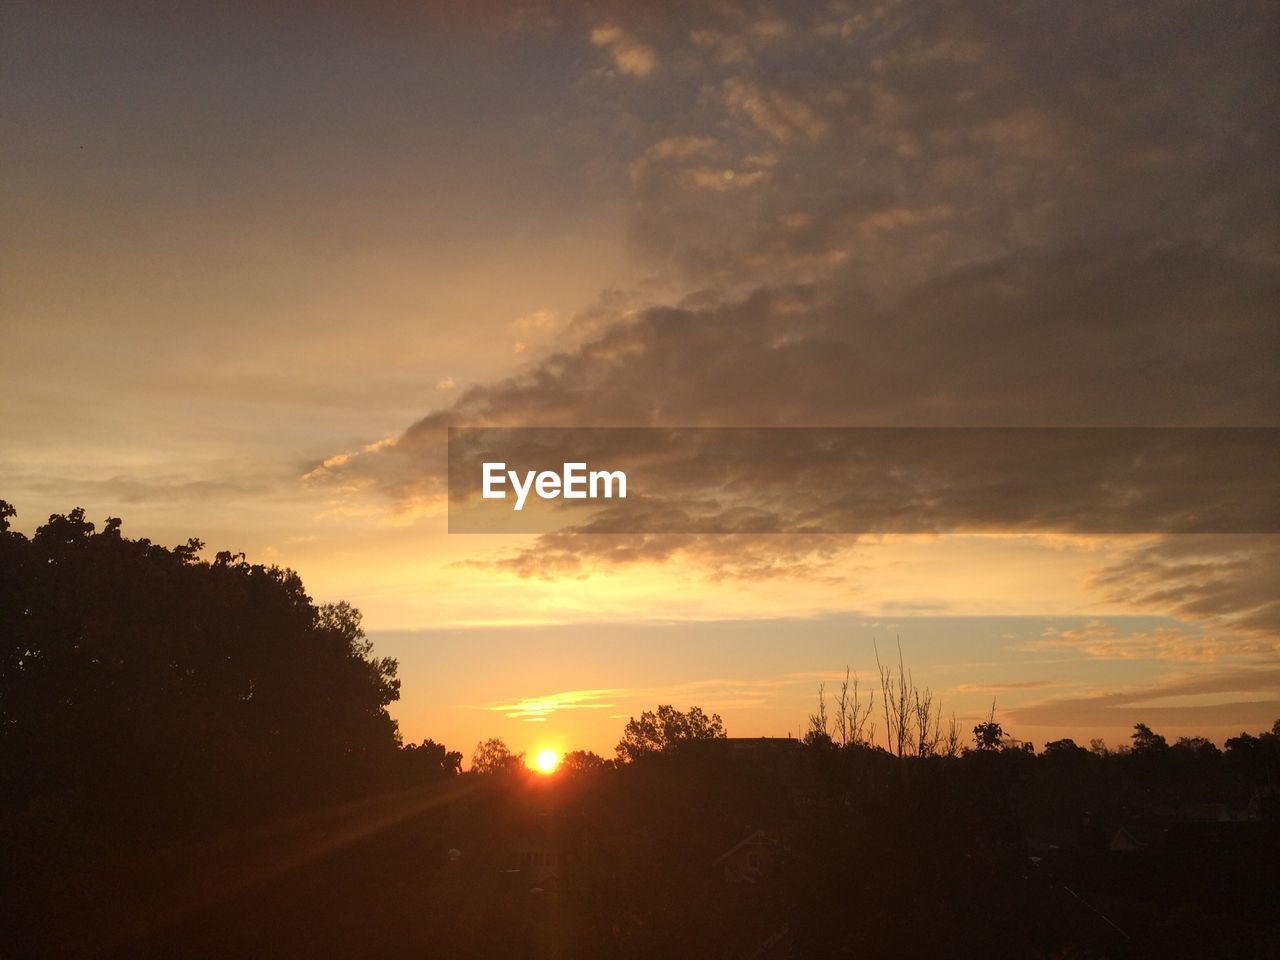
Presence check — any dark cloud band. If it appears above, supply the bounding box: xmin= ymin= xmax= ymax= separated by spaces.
xmin=448 ymin=427 xmax=1279 ymax=535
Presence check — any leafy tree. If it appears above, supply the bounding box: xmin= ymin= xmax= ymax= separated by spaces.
xmin=561 ymin=749 xmax=609 ymax=774
xmin=1225 ymin=721 xmax=1280 ymax=787
xmin=0 ymin=503 xmax=404 ymax=835
xmin=615 ymin=704 xmax=726 ymax=763
xmin=471 ymin=737 xmax=523 ymax=774
xmin=1131 ymin=722 xmax=1168 ymax=753
xmin=972 ymin=720 xmax=1004 ymax=751
xmin=1173 ymin=736 xmax=1220 ymax=758
xmin=403 ymin=738 xmax=463 ymax=779
xmin=803 ymin=726 xmax=835 ymax=750
xmin=1039 ymin=742 xmax=1080 ymax=757
xmin=1042 ymin=738 xmax=1087 ymax=758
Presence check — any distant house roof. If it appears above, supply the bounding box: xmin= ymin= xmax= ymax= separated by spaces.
xmin=713 ymin=828 xmax=787 ymax=866
xmin=1108 ymin=827 xmax=1146 ymax=853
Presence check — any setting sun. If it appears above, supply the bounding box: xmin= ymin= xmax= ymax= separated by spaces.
xmin=533 ymin=749 xmax=560 ymax=774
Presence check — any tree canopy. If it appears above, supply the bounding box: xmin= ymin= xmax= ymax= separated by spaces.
xmin=1132 ymin=721 xmax=1169 ymax=753
xmin=615 ymin=704 xmax=726 ymax=762
xmin=471 ymin=737 xmax=524 ymax=774
xmin=0 ymin=502 xmax=404 ymax=835
xmin=404 ymin=738 xmax=464 ymax=778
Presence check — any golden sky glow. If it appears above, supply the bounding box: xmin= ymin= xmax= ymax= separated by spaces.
xmin=3 ymin=2 xmax=1276 ymax=761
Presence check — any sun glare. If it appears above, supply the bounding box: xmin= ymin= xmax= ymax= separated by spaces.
xmin=533 ymin=749 xmax=560 ymax=774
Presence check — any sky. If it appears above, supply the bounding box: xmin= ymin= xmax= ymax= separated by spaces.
xmin=3 ymin=1 xmax=1278 ymax=762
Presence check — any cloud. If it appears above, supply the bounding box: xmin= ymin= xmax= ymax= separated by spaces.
xmin=311 ymin=245 xmax=1277 ymax=499
xmin=677 ymin=166 xmax=770 ymax=191
xmin=1087 ymin=536 xmax=1280 ymax=639
xmin=306 ymin=248 xmax=1277 ymax=575
xmin=724 ymin=78 xmax=831 ymax=143
xmin=645 ymin=135 xmax=717 ymax=161
xmin=591 ymin=24 xmax=658 ymax=77
xmin=445 ymin=426 xmax=1277 ymax=534
xmin=482 ymin=675 xmax=814 ymax=720
xmin=509 ymin=308 xmax=563 ymax=355
xmin=954 ymin=680 xmax=1053 ymax=692
xmin=1024 ymin=617 xmax=1279 ymax=663
xmin=571 ymin=3 xmax=1278 ymax=294
xmin=304 ymin=1 xmax=1279 ymax=601
xmin=485 ymin=688 xmax=618 ymax=721
xmin=463 ymin=531 xmax=854 ymax=582
xmin=1006 ymin=667 xmax=1280 ymax=730
xmin=8 ymin=469 xmax=269 ymax=507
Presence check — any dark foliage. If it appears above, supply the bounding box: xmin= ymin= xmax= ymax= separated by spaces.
xmin=0 ymin=502 xmax=410 ymax=843
xmin=1 ymin=502 xmax=468 ymax=957
xmin=615 ymin=703 xmax=727 ymax=762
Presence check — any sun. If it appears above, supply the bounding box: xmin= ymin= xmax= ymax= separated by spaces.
xmin=533 ymin=749 xmax=560 ymax=774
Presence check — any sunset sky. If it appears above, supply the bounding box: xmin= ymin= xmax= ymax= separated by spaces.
xmin=3 ymin=1 xmax=1277 ymax=762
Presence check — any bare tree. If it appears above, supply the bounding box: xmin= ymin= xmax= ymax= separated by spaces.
xmin=912 ymin=684 xmax=942 ymax=757
xmin=834 ymin=667 xmax=876 ymax=747
xmin=875 ymin=638 xmax=916 ymax=758
xmin=870 ymin=638 xmax=950 ymax=758
xmin=815 ymin=644 xmax=949 ymax=756
xmin=942 ymin=712 xmax=963 ymax=758
xmin=806 ymin=682 xmax=832 ymax=744
xmin=835 ymin=673 xmax=849 ymax=745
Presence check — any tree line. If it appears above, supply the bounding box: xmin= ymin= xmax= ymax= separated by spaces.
xmin=4 ymin=502 xmax=1277 ymax=958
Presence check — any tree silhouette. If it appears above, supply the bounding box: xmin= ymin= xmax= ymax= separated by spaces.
xmin=0 ymin=502 xmax=403 ymax=835
xmin=972 ymin=719 xmax=1004 ymax=750
xmin=615 ymin=704 xmax=726 ymax=762
xmin=561 ymin=749 xmax=609 ymax=773
xmin=403 ymin=738 xmax=463 ymax=778
xmin=1131 ymin=722 xmax=1169 ymax=753
xmin=1042 ymin=738 xmax=1089 ymax=759
xmin=471 ymin=737 xmax=523 ymax=774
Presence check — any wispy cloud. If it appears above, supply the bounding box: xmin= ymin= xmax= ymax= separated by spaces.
xmin=480 ymin=675 xmax=816 ymax=721
xmin=485 ymin=688 xmax=618 ymax=721
xmin=1018 ymin=619 xmax=1278 ymax=664
xmin=953 ymin=680 xmax=1054 ymax=692
xmin=1007 ymin=667 xmax=1280 ymax=730
xmin=590 ymin=25 xmax=658 ymax=77
xmin=1088 ymin=536 xmax=1280 ymax=640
